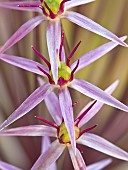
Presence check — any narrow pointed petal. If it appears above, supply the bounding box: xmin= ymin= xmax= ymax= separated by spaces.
xmin=65 ymin=0 xmax=95 ymax=10
xmin=0 ymin=1 xmax=41 ymax=12
xmin=63 ymin=11 xmax=128 ymax=47
xmin=87 ymin=158 xmax=112 ymax=170
xmin=0 ymin=125 xmax=56 ymax=137
xmin=69 ymin=79 xmax=128 ymax=112
xmin=46 ymin=20 xmax=61 ymax=84
xmin=45 ymin=93 xmax=62 ymax=125
xmin=77 ymin=133 xmax=128 ymax=161
xmin=0 ymin=83 xmax=53 ymax=130
xmin=77 ymin=80 xmax=119 ymax=127
xmin=0 ymin=16 xmax=46 ymax=54
xmin=38 ymin=77 xmax=62 ymax=125
xmin=61 ymin=47 xmax=66 ymax=62
xmin=0 ymin=160 xmax=22 ymax=170
xmin=59 ymin=87 xmax=76 ymax=154
xmin=68 ymin=147 xmax=86 ymax=170
xmin=41 ymin=136 xmax=57 ymax=170
xmin=31 ymin=140 xmax=65 ymax=170
xmin=0 ymin=54 xmax=48 ymax=76
xmin=71 ymin=36 xmax=127 ymax=72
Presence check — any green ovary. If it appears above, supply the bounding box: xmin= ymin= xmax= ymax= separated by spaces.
xmin=58 ymin=122 xmax=80 ymax=143
xmin=58 ymin=62 xmax=72 ymax=81
xmin=42 ymin=0 xmax=62 ymax=14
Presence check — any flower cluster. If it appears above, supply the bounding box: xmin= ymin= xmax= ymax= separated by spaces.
xmin=0 ymin=0 xmax=128 ymax=169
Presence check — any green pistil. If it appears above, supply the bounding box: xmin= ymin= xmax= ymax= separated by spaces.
xmin=58 ymin=122 xmax=80 ymax=143
xmin=58 ymin=62 xmax=72 ymax=81
xmin=42 ymin=0 xmax=62 ymax=15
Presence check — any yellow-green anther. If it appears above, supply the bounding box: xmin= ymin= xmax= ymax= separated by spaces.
xmin=58 ymin=122 xmax=80 ymax=143
xmin=58 ymin=62 xmax=72 ymax=81
xmin=42 ymin=0 xmax=62 ymax=14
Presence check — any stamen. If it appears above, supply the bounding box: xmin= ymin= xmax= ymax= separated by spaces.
xmin=70 ymin=59 xmax=79 ymax=81
xmin=79 ymin=124 xmax=97 ymax=137
xmin=34 ymin=116 xmax=59 ymax=129
xmin=72 ymin=101 xmax=78 ymax=107
xmin=37 ymin=66 xmax=54 ymax=84
xmin=44 ymin=1 xmax=56 ymax=19
xmin=59 ymin=0 xmax=70 ymax=14
xmin=75 ymin=100 xmax=97 ymax=126
xmin=59 ymin=32 xmax=65 ymax=61
xmin=32 ymin=45 xmax=51 ymax=70
xmin=66 ymin=41 xmax=81 ymax=67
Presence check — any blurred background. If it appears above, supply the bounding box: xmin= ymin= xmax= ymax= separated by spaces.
xmin=0 ymin=0 xmax=128 ymax=169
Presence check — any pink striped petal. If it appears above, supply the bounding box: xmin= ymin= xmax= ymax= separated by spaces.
xmin=38 ymin=77 xmax=62 ymax=125
xmin=68 ymin=147 xmax=86 ymax=170
xmin=0 ymin=160 xmax=22 ymax=170
xmin=77 ymin=133 xmax=128 ymax=161
xmin=31 ymin=140 xmax=65 ymax=170
xmin=59 ymin=87 xmax=76 ymax=154
xmin=77 ymin=80 xmax=119 ymax=128
xmin=0 ymin=83 xmax=53 ymax=130
xmin=71 ymin=36 xmax=127 ymax=72
xmin=41 ymin=136 xmax=57 ymax=170
xmin=0 ymin=54 xmax=48 ymax=76
xmin=0 ymin=1 xmax=41 ymax=12
xmin=65 ymin=0 xmax=95 ymax=10
xmin=46 ymin=20 xmax=61 ymax=84
xmin=87 ymin=158 xmax=112 ymax=170
xmin=69 ymin=79 xmax=128 ymax=112
xmin=63 ymin=11 xmax=128 ymax=47
xmin=0 ymin=16 xmax=46 ymax=54
xmin=0 ymin=125 xmax=56 ymax=137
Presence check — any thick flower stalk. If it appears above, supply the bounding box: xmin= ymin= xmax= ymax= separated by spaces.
xmin=0 ymin=80 xmax=128 ymax=170
xmin=0 ymin=34 xmax=128 ymax=152
xmin=0 ymin=0 xmax=128 ymax=60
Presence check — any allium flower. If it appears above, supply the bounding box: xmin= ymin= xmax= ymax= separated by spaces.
xmin=0 ymin=34 xmax=128 ymax=152
xmin=0 ymin=0 xmax=128 ymax=58
xmin=0 ymin=81 xmax=128 ymax=169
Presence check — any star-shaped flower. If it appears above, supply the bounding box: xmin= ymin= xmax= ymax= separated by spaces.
xmin=0 ymin=0 xmax=128 ymax=59
xmin=0 ymin=34 xmax=128 ymax=152
xmin=0 ymin=80 xmax=128 ymax=169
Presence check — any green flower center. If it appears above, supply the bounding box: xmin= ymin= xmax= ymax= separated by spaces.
xmin=42 ymin=0 xmax=62 ymax=15
xmin=58 ymin=122 xmax=80 ymax=143
xmin=58 ymin=62 xmax=72 ymax=81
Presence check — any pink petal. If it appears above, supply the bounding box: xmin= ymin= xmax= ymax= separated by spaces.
xmin=45 ymin=92 xmax=62 ymax=125
xmin=87 ymin=158 xmax=112 ymax=170
xmin=77 ymin=80 xmax=119 ymax=127
xmin=63 ymin=11 xmax=128 ymax=47
xmin=71 ymin=36 xmax=127 ymax=72
xmin=0 ymin=160 xmax=22 ymax=170
xmin=0 ymin=16 xmax=46 ymax=54
xmin=0 ymin=54 xmax=48 ymax=76
xmin=0 ymin=125 xmax=56 ymax=137
xmin=46 ymin=20 xmax=61 ymax=84
xmin=69 ymin=79 xmax=128 ymax=112
xmin=0 ymin=83 xmax=53 ymax=130
xmin=38 ymin=77 xmax=62 ymax=125
xmin=77 ymin=133 xmax=128 ymax=161
xmin=68 ymin=147 xmax=86 ymax=170
xmin=41 ymin=136 xmax=57 ymax=170
xmin=31 ymin=140 xmax=65 ymax=170
xmin=0 ymin=1 xmax=41 ymax=12
xmin=59 ymin=87 xmax=76 ymax=154
xmin=65 ymin=0 xmax=95 ymax=10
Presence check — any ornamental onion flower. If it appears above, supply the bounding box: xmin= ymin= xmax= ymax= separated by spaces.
xmin=0 ymin=80 xmax=128 ymax=169
xmin=0 ymin=34 xmax=128 ymax=152
xmin=0 ymin=0 xmax=128 ymax=58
